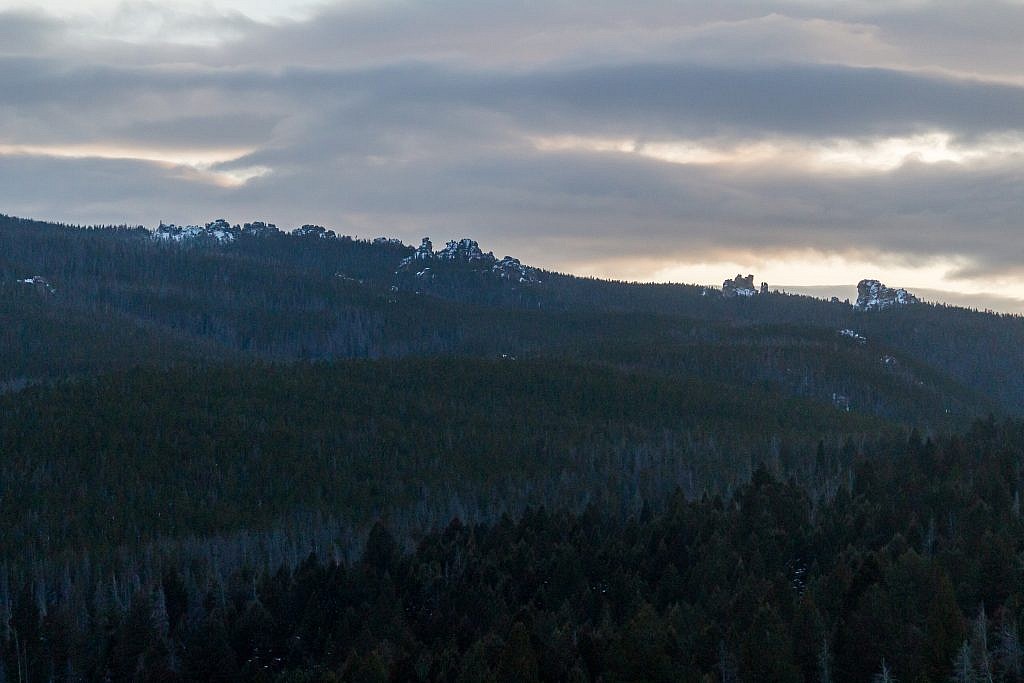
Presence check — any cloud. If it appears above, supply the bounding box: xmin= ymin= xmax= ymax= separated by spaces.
xmin=6 ymin=57 xmax=1024 ymax=146
xmin=0 ymin=10 xmax=65 ymax=54
xmin=0 ymin=154 xmax=229 ymax=222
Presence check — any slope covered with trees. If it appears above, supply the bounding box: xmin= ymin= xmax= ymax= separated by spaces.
xmin=0 ymin=359 xmax=883 ymax=562
xmin=0 ymin=214 xmax=1009 ymax=424
xmin=3 ymin=421 xmax=1023 ymax=681
xmin=3 ymin=215 xmax=1024 ymax=680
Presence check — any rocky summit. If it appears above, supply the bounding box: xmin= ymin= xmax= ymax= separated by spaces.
xmin=437 ymin=238 xmax=492 ymax=263
xmin=153 ymin=220 xmax=237 ymax=244
xmin=722 ymin=274 xmax=768 ymax=298
xmin=152 ymin=219 xmax=283 ymax=243
xmin=394 ymin=237 xmax=541 ymax=294
xmin=855 ymin=279 xmax=920 ymax=310
xmin=292 ymin=224 xmax=336 ymax=239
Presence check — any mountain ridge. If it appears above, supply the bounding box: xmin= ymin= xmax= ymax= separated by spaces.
xmin=2 ymin=213 xmax=1021 ymax=420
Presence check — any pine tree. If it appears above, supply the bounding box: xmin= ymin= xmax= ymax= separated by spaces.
xmin=995 ymin=618 xmax=1022 ymax=681
xmin=818 ymin=637 xmax=832 ymax=683
xmin=950 ymin=640 xmax=974 ymax=683
xmin=970 ymin=606 xmax=994 ymax=683
xmin=873 ymin=658 xmax=896 ymax=683
xmin=496 ymin=623 xmax=539 ymax=683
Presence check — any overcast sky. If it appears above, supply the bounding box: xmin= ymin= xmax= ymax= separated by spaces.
xmin=2 ymin=0 xmax=1024 ymax=310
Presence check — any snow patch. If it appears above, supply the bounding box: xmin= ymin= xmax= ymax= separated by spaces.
xmin=16 ymin=276 xmax=56 ymax=294
xmin=839 ymin=329 xmax=867 ymax=344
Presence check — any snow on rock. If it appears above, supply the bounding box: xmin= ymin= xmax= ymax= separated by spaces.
xmin=437 ymin=238 xmax=492 ymax=263
xmin=398 ymin=238 xmax=433 ymax=269
xmin=153 ymin=219 xmax=238 ymax=243
xmin=204 ymin=219 xmax=235 ymax=242
xmin=17 ymin=276 xmax=56 ymax=294
xmin=855 ymin=279 xmax=920 ymax=310
xmin=152 ymin=219 xmax=288 ymax=243
xmin=493 ymin=256 xmax=542 ymax=284
xmin=415 ymin=237 xmax=434 ymax=260
xmin=839 ymin=329 xmax=867 ymax=344
xmin=393 ymin=236 xmax=541 ymax=289
xmin=153 ymin=223 xmax=205 ymax=242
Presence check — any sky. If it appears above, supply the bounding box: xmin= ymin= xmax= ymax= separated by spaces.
xmin=2 ymin=1 xmax=1024 ymax=311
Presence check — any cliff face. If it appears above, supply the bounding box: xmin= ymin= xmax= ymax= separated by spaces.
xmin=855 ymin=279 xmax=920 ymax=310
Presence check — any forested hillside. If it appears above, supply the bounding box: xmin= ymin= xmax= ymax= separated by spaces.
xmin=0 ymin=359 xmax=884 ymax=561
xmin=0 ymin=214 xmax=1013 ymax=423
xmin=3 ymin=421 xmax=1024 ymax=681
xmin=2 ymin=215 xmax=1024 ymax=681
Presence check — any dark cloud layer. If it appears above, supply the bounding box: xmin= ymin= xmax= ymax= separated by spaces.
xmin=1 ymin=1 xmax=1023 ymax=297
xmin=5 ymin=58 xmax=1024 ymax=141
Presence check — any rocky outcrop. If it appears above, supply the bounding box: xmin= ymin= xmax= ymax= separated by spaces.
xmin=292 ymin=224 xmax=336 ymax=239
xmin=493 ymin=256 xmax=541 ymax=284
xmin=437 ymin=238 xmax=492 ymax=263
xmin=153 ymin=220 xmax=237 ymax=244
xmin=410 ymin=237 xmax=433 ymax=261
xmin=855 ymin=279 xmax=919 ymax=310
xmin=393 ymin=237 xmax=541 ymax=293
xmin=153 ymin=219 xmax=284 ymax=243
xmin=723 ymin=274 xmax=765 ymax=298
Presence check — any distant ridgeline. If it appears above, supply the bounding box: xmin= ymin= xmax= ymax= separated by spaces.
xmin=91 ymin=217 xmax=923 ymax=313
xmin=146 ymin=220 xmax=926 ymax=313
xmin=0 ymin=212 xmax=1022 ymax=420
xmin=152 ymin=221 xmax=544 ymax=307
xmin=718 ymin=273 xmax=920 ymax=312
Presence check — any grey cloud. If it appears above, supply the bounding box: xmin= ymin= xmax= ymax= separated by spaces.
xmin=9 ymin=0 xmax=1024 ymax=81
xmin=5 ymin=58 xmax=1024 ymax=149
xmin=0 ymin=154 xmax=229 ymax=223
xmin=494 ymin=63 xmax=1024 ymax=138
xmin=111 ymin=114 xmax=282 ymax=149
xmin=219 ymin=0 xmax=1024 ymax=79
xmin=0 ymin=10 xmax=64 ymax=54
xmin=850 ymin=0 xmax=1024 ymax=80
